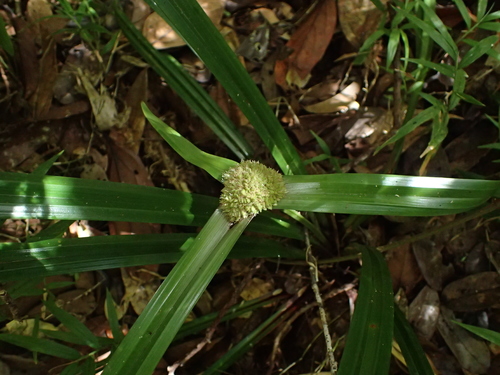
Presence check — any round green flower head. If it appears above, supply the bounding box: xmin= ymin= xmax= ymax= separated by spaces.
xmin=220 ymin=160 xmax=286 ymax=223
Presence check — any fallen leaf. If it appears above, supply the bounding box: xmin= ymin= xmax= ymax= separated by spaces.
xmin=275 ymin=0 xmax=337 ymax=88
xmin=408 ymin=286 xmax=440 ymax=340
xmin=142 ymin=0 xmax=224 ymax=49
xmin=412 ymin=239 xmax=454 ymax=291
xmin=78 ymin=71 xmax=130 ymax=131
xmin=337 ymin=0 xmax=387 ymax=48
xmin=437 ymin=306 xmax=491 ymax=374
xmin=124 ymin=68 xmax=148 ymax=154
xmin=442 ymin=272 xmax=500 ymax=312
xmin=387 ymin=242 xmax=422 ymax=294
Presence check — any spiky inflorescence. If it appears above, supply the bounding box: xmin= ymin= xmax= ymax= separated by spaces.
xmin=219 ymin=160 xmax=286 ymax=223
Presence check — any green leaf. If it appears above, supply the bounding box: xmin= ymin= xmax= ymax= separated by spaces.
xmin=115 ymin=9 xmax=253 ymax=160
xmin=0 ymin=233 xmax=303 ymax=282
xmin=483 ymin=10 xmax=500 ymax=22
xmin=105 ymin=290 xmax=124 ymax=343
xmin=278 ymin=173 xmax=500 ymax=216
xmin=477 ymin=21 xmax=500 ymax=31
xmin=142 ymin=103 xmax=237 ymax=180
xmin=459 ymin=35 xmax=498 ymax=68
xmin=0 ymin=172 xmax=301 ymax=239
xmin=0 ymin=333 xmax=81 ymax=360
xmin=387 ymin=29 xmax=400 ymax=69
xmin=454 ymin=91 xmax=485 ymax=106
xmin=102 ymin=210 xmax=251 ymax=375
xmin=0 ymin=17 xmax=14 ymax=57
xmin=453 ymin=0 xmax=472 ymax=28
xmin=337 ymin=246 xmax=393 ymax=375
xmin=353 ymin=29 xmax=386 ymax=65
xmin=402 ymin=8 xmax=458 ymax=61
xmin=376 ymin=106 xmax=440 ymax=151
xmin=394 ymin=306 xmax=434 ymax=375
xmin=477 ymin=0 xmax=488 ymax=20
xmin=420 ymin=109 xmax=449 ymax=158
xmin=452 ymin=321 xmax=500 ymax=346
xmin=403 ymin=57 xmax=455 ymax=77
xmin=139 ymin=0 xmax=305 ymax=175
xmin=44 ymin=299 xmax=101 ymax=349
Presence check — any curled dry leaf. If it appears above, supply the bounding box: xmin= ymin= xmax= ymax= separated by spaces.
xmin=143 ymin=0 xmax=225 ymax=49
xmin=303 ymin=82 xmax=360 ymax=113
xmin=275 ymin=0 xmax=337 ymax=88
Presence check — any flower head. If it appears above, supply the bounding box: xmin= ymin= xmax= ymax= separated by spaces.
xmin=219 ymin=160 xmax=286 ymax=222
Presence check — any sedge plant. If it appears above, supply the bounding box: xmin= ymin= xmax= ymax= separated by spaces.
xmin=1 ymin=0 xmax=500 ymax=374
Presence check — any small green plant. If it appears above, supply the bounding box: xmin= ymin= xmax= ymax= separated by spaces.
xmin=1 ymin=0 xmax=500 ymax=374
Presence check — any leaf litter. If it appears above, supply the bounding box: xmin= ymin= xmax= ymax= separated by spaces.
xmin=1 ymin=0 xmax=500 ymax=374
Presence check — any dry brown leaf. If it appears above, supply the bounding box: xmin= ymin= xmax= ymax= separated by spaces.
xmin=275 ymin=0 xmax=337 ymax=88
xmin=337 ymin=0 xmax=387 ymax=48
xmin=408 ymin=286 xmax=440 ymax=340
xmin=387 ymin=242 xmax=421 ymax=294
xmin=303 ymin=82 xmax=360 ymax=113
xmin=412 ymin=239 xmax=454 ymax=291
xmin=442 ymin=272 xmax=500 ymax=312
xmin=124 ymin=69 xmax=148 ymax=154
xmin=120 ymin=267 xmax=160 ymax=315
xmin=143 ymin=0 xmax=224 ymax=49
xmin=437 ymin=306 xmax=491 ymax=374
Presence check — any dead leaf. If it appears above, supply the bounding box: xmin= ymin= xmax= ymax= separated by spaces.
xmin=275 ymin=0 xmax=337 ymax=88
xmin=442 ymin=272 xmax=500 ymax=312
xmin=143 ymin=0 xmax=224 ymax=49
xmin=124 ymin=69 xmax=148 ymax=154
xmin=437 ymin=306 xmax=491 ymax=374
xmin=78 ymin=71 xmax=130 ymax=131
xmin=337 ymin=0 xmax=387 ymax=48
xmin=120 ymin=267 xmax=160 ymax=315
xmin=303 ymin=82 xmax=360 ymax=113
xmin=387 ymin=242 xmax=421 ymax=294
xmin=240 ymin=278 xmax=273 ymax=301
xmin=408 ymin=286 xmax=440 ymax=340
xmin=412 ymin=239 xmax=454 ymax=291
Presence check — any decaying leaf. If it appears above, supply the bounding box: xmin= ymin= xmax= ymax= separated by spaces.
xmin=437 ymin=306 xmax=490 ymax=374
xmin=142 ymin=0 xmax=225 ymax=49
xmin=408 ymin=286 xmax=440 ymax=340
xmin=442 ymin=271 xmax=500 ymax=312
xmin=412 ymin=239 xmax=454 ymax=291
xmin=337 ymin=0 xmax=387 ymax=48
xmin=303 ymin=82 xmax=360 ymax=113
xmin=78 ymin=71 xmax=130 ymax=131
xmin=275 ymin=0 xmax=337 ymax=88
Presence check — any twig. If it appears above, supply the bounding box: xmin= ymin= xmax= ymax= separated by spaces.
xmin=306 ymin=231 xmax=337 ymax=374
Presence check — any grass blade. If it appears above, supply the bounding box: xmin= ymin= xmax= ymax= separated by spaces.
xmin=0 ymin=334 xmax=81 ymax=360
xmin=115 ymin=9 xmax=253 ymax=160
xmin=394 ymin=306 xmax=434 ymax=375
xmin=102 ymin=210 xmax=251 ymax=375
xmin=376 ymin=106 xmax=440 ymax=152
xmin=458 ymin=35 xmax=498 ymax=68
xmin=0 ymin=233 xmax=303 ymax=282
xmin=337 ymin=246 xmax=393 ymax=375
xmin=452 ymin=321 xmax=500 ymax=346
xmin=44 ymin=299 xmax=101 ymax=349
xmin=0 ymin=172 xmax=301 ymax=238
xmin=142 ymin=103 xmax=237 ymax=180
xmin=278 ymin=174 xmax=500 ymax=216
xmin=142 ymin=0 xmax=305 ymax=175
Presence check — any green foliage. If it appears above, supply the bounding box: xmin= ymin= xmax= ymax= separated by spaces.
xmin=2 ymin=0 xmax=500 ymax=374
